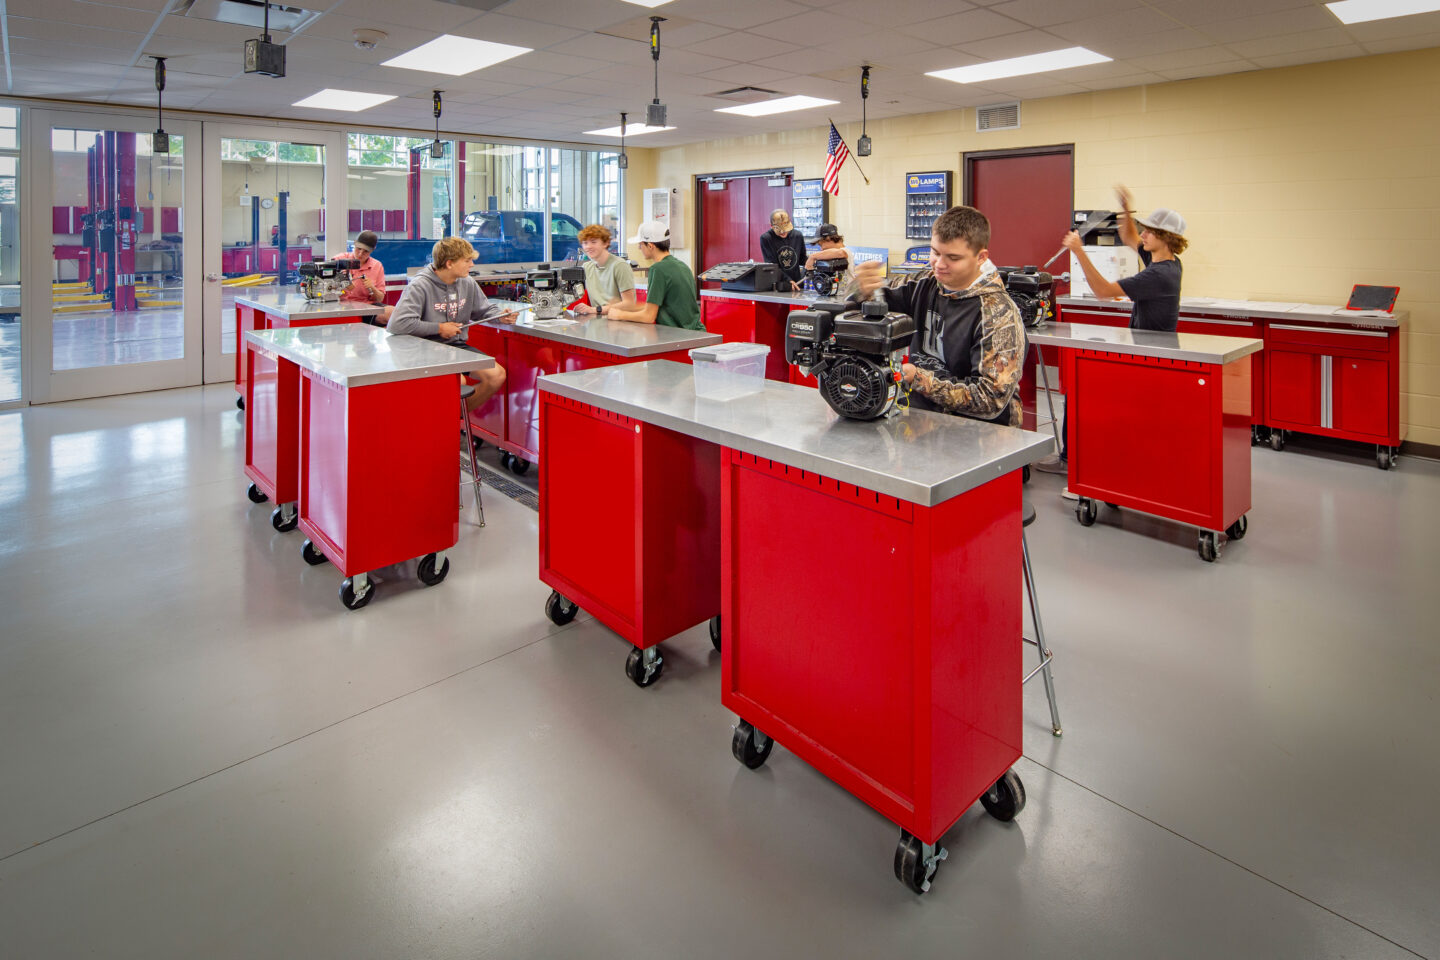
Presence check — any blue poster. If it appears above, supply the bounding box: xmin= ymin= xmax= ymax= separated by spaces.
xmin=793 ymin=179 xmax=823 ymax=200
xmin=906 ymin=172 xmax=949 ymax=194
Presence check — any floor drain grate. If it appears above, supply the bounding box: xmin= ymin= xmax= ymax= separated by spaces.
xmin=460 ymin=453 xmax=539 ymax=512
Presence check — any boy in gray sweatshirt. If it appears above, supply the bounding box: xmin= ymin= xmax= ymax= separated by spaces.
xmin=389 ymin=237 xmax=511 ymax=410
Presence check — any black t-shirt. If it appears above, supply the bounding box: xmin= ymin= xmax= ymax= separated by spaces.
xmin=1117 ymin=248 xmax=1182 ymax=331
xmin=760 ymin=229 xmax=807 ymax=284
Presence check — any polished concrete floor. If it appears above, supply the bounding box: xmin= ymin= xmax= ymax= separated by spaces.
xmin=0 ymin=385 xmax=1436 ymax=959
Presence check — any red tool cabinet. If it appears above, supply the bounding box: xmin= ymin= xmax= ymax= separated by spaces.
xmin=699 ymin=291 xmax=811 ymax=382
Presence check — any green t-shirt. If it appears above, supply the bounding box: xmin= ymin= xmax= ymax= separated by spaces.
xmin=582 ymin=254 xmax=636 ymax=309
xmin=644 ymin=255 xmax=703 ymax=331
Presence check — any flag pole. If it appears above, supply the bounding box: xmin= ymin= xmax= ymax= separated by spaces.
xmin=828 ymin=118 xmax=870 ymax=185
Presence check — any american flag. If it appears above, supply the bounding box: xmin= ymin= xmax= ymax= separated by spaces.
xmin=823 ymin=123 xmax=849 ymax=197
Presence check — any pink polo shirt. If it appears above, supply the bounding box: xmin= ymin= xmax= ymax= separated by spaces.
xmin=341 ymin=255 xmax=387 ymax=304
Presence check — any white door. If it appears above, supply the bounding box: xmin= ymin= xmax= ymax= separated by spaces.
xmin=25 ymin=108 xmax=202 ymax=403
xmin=201 ymin=124 xmax=346 ymax=385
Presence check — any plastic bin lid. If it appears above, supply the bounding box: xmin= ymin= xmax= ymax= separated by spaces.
xmin=688 ymin=342 xmax=771 ymax=362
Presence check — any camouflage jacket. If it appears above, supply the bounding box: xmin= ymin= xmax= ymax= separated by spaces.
xmin=876 ymin=267 xmax=1026 ymax=425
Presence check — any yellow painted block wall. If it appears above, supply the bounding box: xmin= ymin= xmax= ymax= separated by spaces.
xmin=627 ymin=48 xmax=1440 ymax=446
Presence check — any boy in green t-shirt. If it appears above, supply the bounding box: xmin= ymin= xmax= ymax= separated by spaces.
xmin=609 ymin=221 xmax=703 ymax=331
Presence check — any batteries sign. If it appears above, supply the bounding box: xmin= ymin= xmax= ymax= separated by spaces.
xmin=906 ymin=172 xmax=949 ymax=194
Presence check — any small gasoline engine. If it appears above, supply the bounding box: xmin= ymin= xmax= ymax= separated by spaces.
xmin=298 ymin=258 xmax=361 ymax=301
xmin=785 ymin=297 xmax=916 ymax=420
xmin=524 ymin=263 xmax=586 ymax=319
xmin=803 ymin=257 xmax=849 ymax=298
xmin=996 ymin=265 xmax=1057 ymax=327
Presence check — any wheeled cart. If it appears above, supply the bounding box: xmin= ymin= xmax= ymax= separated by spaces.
xmin=538 ymin=361 xmax=1052 ymax=892
xmin=234 ymin=293 xmax=381 ymax=411
xmin=1028 ymin=323 xmax=1262 ymax=562
xmin=245 ymin=325 xmax=493 ymax=609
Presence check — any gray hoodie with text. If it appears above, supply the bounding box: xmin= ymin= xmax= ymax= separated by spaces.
xmin=388 ymin=265 xmax=503 ymax=344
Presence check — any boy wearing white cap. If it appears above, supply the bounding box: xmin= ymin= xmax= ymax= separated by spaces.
xmin=610 ymin=221 xmax=703 ymax=331
xmin=1061 ymin=185 xmax=1188 ymax=331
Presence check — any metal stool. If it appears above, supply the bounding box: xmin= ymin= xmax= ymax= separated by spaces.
xmin=459 ymin=383 xmax=485 ymax=527
xmin=1022 ymin=501 xmax=1061 ymax=735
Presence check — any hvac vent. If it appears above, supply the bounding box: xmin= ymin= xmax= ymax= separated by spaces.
xmin=977 ymin=102 xmax=1020 ymax=132
xmin=172 ymin=0 xmax=320 ymax=33
xmin=707 ymin=86 xmax=783 ymax=104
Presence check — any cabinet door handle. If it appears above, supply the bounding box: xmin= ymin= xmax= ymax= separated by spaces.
xmin=1180 ymin=317 xmax=1251 ymax=326
xmin=1270 ymin=323 xmax=1389 ymax=338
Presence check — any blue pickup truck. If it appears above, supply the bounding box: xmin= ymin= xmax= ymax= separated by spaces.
xmin=369 ymin=211 xmax=588 ymax=273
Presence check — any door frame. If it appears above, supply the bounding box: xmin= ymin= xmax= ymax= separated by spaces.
xmin=25 ymin=107 xmax=204 ymax=404
xmin=201 ymin=122 xmax=347 ymax=385
xmin=693 ymin=167 xmax=794 ymax=274
xmin=961 ymin=144 xmax=1074 ymax=206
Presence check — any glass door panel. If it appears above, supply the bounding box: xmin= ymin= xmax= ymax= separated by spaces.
xmin=0 ymin=106 xmax=21 ymax=404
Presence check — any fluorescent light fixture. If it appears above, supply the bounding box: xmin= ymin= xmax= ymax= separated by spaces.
xmin=1326 ymin=0 xmax=1440 ymax=23
xmin=617 ymin=0 xmax=674 ymax=7
xmin=381 ymin=35 xmax=531 ymax=76
xmin=583 ymin=123 xmax=675 ymax=137
xmin=715 ymin=95 xmax=839 ymax=117
xmin=926 ymin=47 xmax=1111 ymax=84
xmin=293 ymin=89 xmax=396 ymax=111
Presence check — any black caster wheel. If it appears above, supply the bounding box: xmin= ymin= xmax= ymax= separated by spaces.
xmin=1022 ymin=464 xmax=1031 ymax=484
xmin=247 ymin=483 xmax=268 ymax=504
xmin=624 ymin=647 xmax=663 ymax=688
xmin=1075 ymin=497 xmax=1097 ymax=526
xmin=339 ymin=578 xmax=373 ymax=610
xmin=1104 ymin=501 xmax=1119 ymax=510
xmin=1376 ymin=446 xmax=1393 ymax=470
xmin=236 ymin=395 xmax=245 ymax=411
xmin=731 ymin=720 xmax=773 ymax=769
xmin=471 ymin=435 xmax=485 ymax=450
xmin=1198 ymin=530 xmax=1219 ymax=563
xmin=499 ymin=452 xmax=514 ymax=470
xmin=270 ymin=506 xmax=298 ymax=533
xmin=980 ymin=769 xmax=1027 ymax=822
xmin=1225 ymin=516 xmax=1248 ymax=541
xmin=1269 ymin=430 xmax=1285 ymax=452
xmin=301 ymin=539 xmax=328 ymax=565
xmin=545 ymin=589 xmax=579 ymax=625
xmin=417 ymin=553 xmax=450 ymax=586
xmin=709 ymin=615 xmax=722 ymax=652
xmin=894 ymin=830 xmax=948 ymax=895
xmin=510 ymin=456 xmax=531 ymax=476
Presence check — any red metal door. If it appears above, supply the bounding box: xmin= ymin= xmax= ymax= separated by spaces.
xmin=700 ymin=178 xmax=750 ymax=276
xmin=1266 ymin=350 xmax=1322 ymax=429
xmin=747 ymin=176 xmax=792 ymax=262
xmin=966 ymin=149 xmax=1073 ymax=282
xmin=1332 ymin=355 xmax=1389 ymax=439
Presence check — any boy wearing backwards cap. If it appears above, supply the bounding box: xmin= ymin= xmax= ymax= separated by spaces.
xmin=1036 ymin=185 xmax=1189 ymax=480
xmin=342 ymin=230 xmax=392 ymax=326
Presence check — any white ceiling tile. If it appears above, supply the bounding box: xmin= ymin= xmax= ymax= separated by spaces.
xmin=544 ymin=33 xmax=649 ymax=60
xmin=821 ymin=34 xmax=944 ymax=62
xmin=955 ymin=30 xmax=1074 ymax=60
xmin=1156 ymin=61 xmax=1263 ymax=81
xmin=1249 ymin=46 xmax=1370 ymax=70
xmin=681 ymin=32 xmax=799 ymax=62
xmin=991 ymin=0 xmax=1145 ymax=28
xmin=1151 ymin=0 xmax=1315 ymax=27
xmin=695 ymin=64 xmax=801 ymax=87
xmin=678 ymin=0 xmax=815 ymax=31
xmin=1341 ymin=11 xmax=1440 ymax=41
xmin=1228 ymin=28 xmax=1360 ymax=60
xmin=1096 ymin=27 xmax=1215 ymax=59
xmin=326 ymin=0 xmax=481 ymax=32
xmin=1201 ymin=6 xmax=1340 ymax=43
xmin=824 ymin=0 xmax=977 ymax=27
xmin=1127 ymin=45 xmax=1252 ymax=72
xmin=1048 ymin=6 xmax=1193 ymax=46
xmin=896 ymin=8 xmax=1032 ymax=45
xmin=1359 ymin=31 xmax=1440 ymax=55
xmin=6 ymin=16 xmax=146 ymax=49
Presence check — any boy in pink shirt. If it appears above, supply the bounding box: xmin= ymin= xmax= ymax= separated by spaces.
xmin=341 ymin=230 xmax=392 ymax=326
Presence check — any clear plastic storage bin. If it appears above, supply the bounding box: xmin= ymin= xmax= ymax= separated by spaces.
xmin=688 ymin=342 xmax=771 ymax=400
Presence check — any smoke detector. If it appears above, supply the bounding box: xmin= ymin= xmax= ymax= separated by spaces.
xmin=353 ymin=28 xmax=387 ymax=50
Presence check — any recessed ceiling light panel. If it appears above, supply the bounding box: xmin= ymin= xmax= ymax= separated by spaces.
xmin=617 ymin=0 xmax=674 ymax=6
xmin=381 ymin=35 xmax=532 ymax=76
xmin=1326 ymin=0 xmax=1440 ymax=23
xmin=926 ymin=47 xmax=1111 ymax=85
xmin=715 ymin=95 xmax=839 ymax=117
xmin=584 ymin=123 xmax=675 ymax=136
xmin=293 ymin=89 xmax=397 ymax=111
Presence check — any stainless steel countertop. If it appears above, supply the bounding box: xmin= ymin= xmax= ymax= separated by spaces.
xmin=1036 ymin=325 xmax=1261 ymax=365
xmin=245 ymin=324 xmax=493 ymax=387
xmin=1028 ymin=322 xmax=1262 ymax=364
xmin=479 ymin=301 xmax=720 ymax=357
xmin=233 ymin=293 xmax=385 ymax=320
xmin=700 ymin=288 xmax=824 ymax=306
xmin=539 ymin=360 xmax=1053 ymax=506
xmin=1058 ymin=295 xmax=1407 ymax=328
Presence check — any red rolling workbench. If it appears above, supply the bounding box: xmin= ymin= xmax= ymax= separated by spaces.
xmin=244 ymin=324 xmax=492 ymax=610
xmin=537 ymin=360 xmax=1052 ymax=893
xmin=465 ymin=304 xmax=720 ymax=477
xmin=1028 ymin=323 xmax=1263 ymax=562
xmin=699 ymin=288 xmax=823 ymax=382
xmin=1056 ymin=295 xmax=1408 ymax=469
xmin=233 ymin=293 xmax=381 ymax=412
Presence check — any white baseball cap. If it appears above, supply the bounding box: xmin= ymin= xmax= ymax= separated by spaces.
xmin=629 ymin=220 xmax=670 ymax=244
xmin=1135 ymin=208 xmax=1186 ymax=236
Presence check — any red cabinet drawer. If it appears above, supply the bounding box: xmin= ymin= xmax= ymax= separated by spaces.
xmin=1333 ymin=356 xmax=1389 ymax=439
xmin=1058 ymin=305 xmax=1129 ymax=328
xmin=1267 ymin=350 xmax=1321 ymax=429
xmin=1268 ymin=323 xmax=1390 ymax=354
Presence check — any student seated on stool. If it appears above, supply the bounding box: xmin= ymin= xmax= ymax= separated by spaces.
xmin=341 ymin=229 xmax=393 ymax=326
xmin=388 ymin=237 xmax=512 ymax=412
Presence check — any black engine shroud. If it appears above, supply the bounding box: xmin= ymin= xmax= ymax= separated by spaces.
xmin=997 ymin=265 xmax=1056 ymax=328
xmin=785 ymin=298 xmax=916 ymax=420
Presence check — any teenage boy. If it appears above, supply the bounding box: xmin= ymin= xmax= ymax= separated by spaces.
xmin=388 ymin=237 xmax=511 ymax=411
xmin=759 ymin=209 xmax=807 ymax=291
xmin=571 ymin=224 xmax=638 ymax=318
xmin=1036 ymin=185 xmax=1188 ymax=476
xmin=609 ymin=221 xmax=703 ymax=330
xmin=342 ymin=229 xmax=392 ymax=325
xmin=852 ymin=205 xmax=1026 ymax=425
